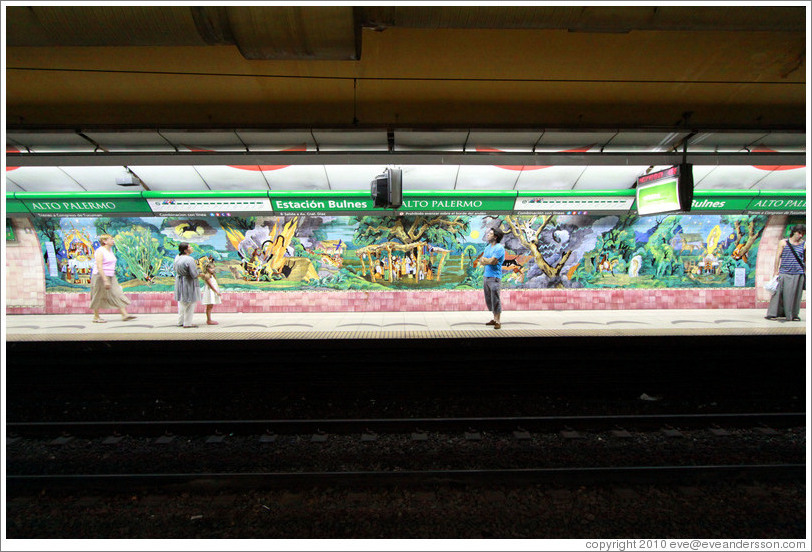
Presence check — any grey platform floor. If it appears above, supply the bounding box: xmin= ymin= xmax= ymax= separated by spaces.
xmin=4 ymin=308 xmax=807 ymax=341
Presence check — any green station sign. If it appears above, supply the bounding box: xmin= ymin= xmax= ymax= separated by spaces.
xmin=269 ymin=192 xmax=380 ymax=213
xmin=689 ymin=191 xmax=757 ymax=213
xmin=7 ymin=190 xmax=806 ymax=217
xmin=745 ymin=192 xmax=806 ymax=214
xmin=4 ymin=195 xmax=29 ymax=215
xmin=17 ymin=192 xmax=152 ymax=217
xmin=398 ymin=191 xmax=517 ymax=214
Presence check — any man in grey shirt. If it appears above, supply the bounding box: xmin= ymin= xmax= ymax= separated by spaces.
xmin=174 ymin=242 xmax=201 ymax=328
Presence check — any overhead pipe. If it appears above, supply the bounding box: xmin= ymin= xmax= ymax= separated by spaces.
xmin=5 ymin=151 xmax=806 ymax=168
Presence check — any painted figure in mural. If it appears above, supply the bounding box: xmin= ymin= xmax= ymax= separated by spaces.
xmin=64 ymin=228 xmax=95 ymax=285
xmin=766 ymin=224 xmax=805 ymax=322
xmin=199 ymin=261 xmax=222 ymax=326
xmin=174 ymin=242 xmax=201 ymax=328
xmin=392 ymin=257 xmax=401 ymax=280
xmin=247 ymin=248 xmax=262 ymax=280
xmin=481 ymin=227 xmax=506 ymax=330
xmin=89 ymin=234 xmax=137 ymax=323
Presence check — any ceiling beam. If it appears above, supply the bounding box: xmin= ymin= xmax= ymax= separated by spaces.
xmin=6 ymin=151 xmax=805 ymax=167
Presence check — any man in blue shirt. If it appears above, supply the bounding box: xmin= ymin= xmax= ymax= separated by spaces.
xmin=481 ymin=227 xmax=506 ymax=329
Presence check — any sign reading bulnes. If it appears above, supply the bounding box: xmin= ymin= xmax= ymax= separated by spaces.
xmin=273 ymin=198 xmax=371 ymax=211
xmin=271 ymin=197 xmax=374 ymax=213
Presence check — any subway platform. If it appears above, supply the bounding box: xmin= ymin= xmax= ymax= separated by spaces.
xmin=5 ymin=308 xmax=807 ymax=403
xmin=4 ymin=308 xmax=807 ymax=342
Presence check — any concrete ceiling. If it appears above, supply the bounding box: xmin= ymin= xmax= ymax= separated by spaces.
xmin=3 ymin=5 xmax=808 ymax=194
xmin=5 ymin=5 xmax=806 ymax=128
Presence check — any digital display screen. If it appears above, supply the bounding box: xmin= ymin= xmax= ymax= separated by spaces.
xmin=636 ymin=165 xmax=693 ymax=216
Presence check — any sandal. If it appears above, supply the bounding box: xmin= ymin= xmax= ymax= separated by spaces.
xmin=92 ymin=319 xmax=107 ymax=323
xmin=122 ymin=315 xmax=137 ymax=321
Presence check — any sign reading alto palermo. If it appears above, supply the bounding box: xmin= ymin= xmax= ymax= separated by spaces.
xmin=22 ymin=197 xmax=152 ymax=217
xmin=746 ymin=195 xmax=806 ymax=213
xmin=398 ymin=195 xmax=516 ymax=214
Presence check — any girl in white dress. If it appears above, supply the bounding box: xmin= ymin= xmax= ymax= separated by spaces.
xmin=200 ymin=262 xmax=222 ymax=325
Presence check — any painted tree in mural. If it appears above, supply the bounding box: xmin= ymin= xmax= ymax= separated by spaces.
xmin=355 ymin=215 xmax=468 ymax=248
xmin=503 ymin=215 xmax=573 ymax=279
xmin=113 ymin=226 xmax=165 ymax=283
xmin=724 ymin=215 xmax=764 ymax=263
xmin=715 ymin=215 xmax=765 ymax=283
xmin=602 ymin=216 xmax=637 ymax=265
xmin=643 ymin=216 xmax=683 ymax=278
xmin=36 ymin=217 xmax=62 ymax=250
xmin=354 ymin=215 xmax=468 ymax=282
xmin=586 ymin=215 xmax=637 ymax=276
xmin=92 ymin=218 xmax=113 ymax=237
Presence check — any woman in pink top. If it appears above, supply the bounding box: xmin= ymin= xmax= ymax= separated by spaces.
xmin=90 ymin=234 xmax=136 ymax=323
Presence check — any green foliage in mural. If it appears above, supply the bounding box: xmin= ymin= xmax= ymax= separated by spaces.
xmin=601 ymin=216 xmax=637 ymax=267
xmin=290 ymin=237 xmax=322 ymax=272
xmin=643 ymin=216 xmax=682 ymax=279
xmin=160 ymin=236 xmax=228 ymax=264
xmin=96 ymin=217 xmax=162 ymax=238
xmin=355 ymin=215 xmax=469 ymax=249
xmin=219 ymin=216 xmax=256 ymax=234
xmin=92 ymin=218 xmax=113 ymax=236
xmin=457 ymin=244 xmax=483 ymax=288
xmin=569 ymin=262 xmax=593 ymax=287
xmin=114 ymin=226 xmax=166 ymax=282
xmin=36 ymin=217 xmax=61 ymax=249
xmin=304 ymin=268 xmax=384 ymax=291
xmin=44 ymin=275 xmax=88 ymax=290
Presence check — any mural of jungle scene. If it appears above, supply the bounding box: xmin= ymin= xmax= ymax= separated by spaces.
xmin=33 ymin=213 xmax=772 ymax=293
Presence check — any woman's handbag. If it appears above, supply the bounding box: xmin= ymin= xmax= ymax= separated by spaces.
xmin=764 ymin=275 xmax=780 ymax=294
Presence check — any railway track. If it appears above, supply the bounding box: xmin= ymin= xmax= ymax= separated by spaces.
xmin=7 ymin=412 xmax=805 ymax=494
xmin=6 ymin=465 xmax=805 ymax=493
xmin=7 ymin=411 xmax=805 ymax=438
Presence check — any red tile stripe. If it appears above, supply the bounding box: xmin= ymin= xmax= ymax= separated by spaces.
xmin=3 ymin=288 xmax=795 ymax=315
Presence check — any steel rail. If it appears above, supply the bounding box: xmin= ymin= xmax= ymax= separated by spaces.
xmin=7 ymin=412 xmax=805 ymax=438
xmin=6 ymin=464 xmax=806 ymax=494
